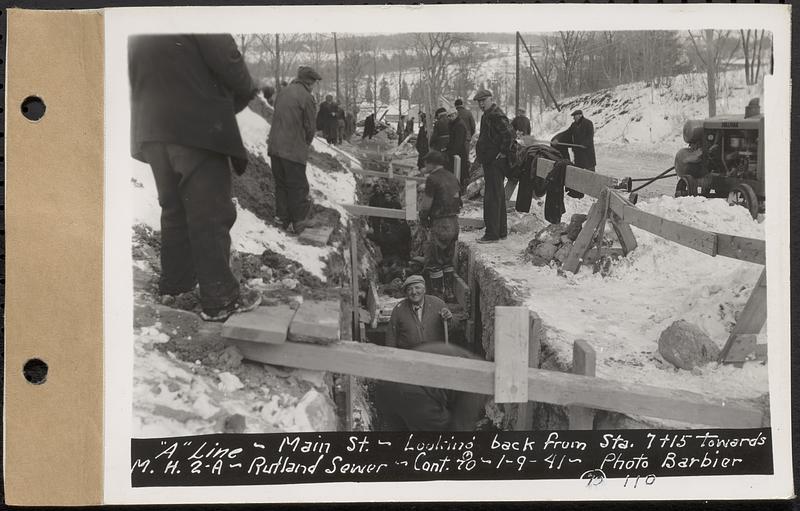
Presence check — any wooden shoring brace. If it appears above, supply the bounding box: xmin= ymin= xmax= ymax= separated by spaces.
xmin=567 ymin=339 xmax=597 ymax=430
xmin=718 ymin=267 xmax=767 ymax=366
xmin=563 ymin=188 xmax=610 ymax=274
xmin=513 ymin=311 xmax=544 ymax=431
xmin=346 ymin=224 xmax=360 ymax=429
xmin=404 ymin=179 xmax=418 ymax=221
xmin=607 ymin=191 xmax=637 ymax=254
xmin=493 ymin=307 xmax=530 ymax=404
xmin=453 ymin=154 xmax=462 ymax=184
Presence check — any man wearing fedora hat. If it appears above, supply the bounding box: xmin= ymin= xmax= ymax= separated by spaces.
xmin=556 ymin=109 xmax=596 ymax=172
xmin=386 ymin=274 xmax=453 ymax=350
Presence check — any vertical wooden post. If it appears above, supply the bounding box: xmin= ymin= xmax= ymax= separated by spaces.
xmin=563 ymin=189 xmax=609 ymax=274
xmin=514 ymin=311 xmax=543 ymax=431
xmin=405 ymin=179 xmax=417 ymax=221
xmin=466 ymin=249 xmax=477 ymax=346
xmin=568 ymin=339 xmax=597 ymax=430
xmin=388 ymin=161 xmax=394 ymax=179
xmin=453 ymin=154 xmax=461 ymax=183
xmin=493 ymin=307 xmax=529 ymax=403
xmin=333 ymin=32 xmax=340 ymax=102
xmin=349 ymin=225 xmax=360 ymax=342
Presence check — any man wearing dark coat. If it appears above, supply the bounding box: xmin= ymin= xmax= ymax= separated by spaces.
xmin=419 ymin=151 xmax=463 ymax=301
xmin=267 ymin=66 xmax=322 ymax=233
xmin=415 ymin=112 xmax=429 ymax=169
xmin=429 ymin=107 xmax=451 ymax=152
xmin=386 ymin=275 xmax=452 ymax=350
xmin=512 ymin=109 xmax=532 ymax=136
xmin=446 ymin=112 xmax=470 ymax=190
xmin=555 ymin=109 xmax=596 ymax=171
xmin=129 ymin=34 xmax=261 ymax=321
xmin=317 ymin=94 xmax=338 ymax=144
xmin=455 ymin=98 xmax=476 ymax=138
xmin=335 ymin=103 xmax=346 ymax=144
xmin=474 ymin=89 xmax=515 ymax=243
xmin=362 ymin=113 xmax=377 ymax=140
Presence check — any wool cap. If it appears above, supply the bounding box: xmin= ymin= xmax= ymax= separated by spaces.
xmin=571 ymin=109 xmax=583 ymax=116
xmin=472 ymin=89 xmax=492 ymax=101
xmin=403 ymin=274 xmax=426 ymax=289
xmin=423 ymin=150 xmax=447 ymax=166
xmin=297 ymin=66 xmax=322 ymax=81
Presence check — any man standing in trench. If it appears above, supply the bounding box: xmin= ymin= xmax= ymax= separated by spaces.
xmin=474 ymin=89 xmax=515 ymax=243
xmin=268 ymin=66 xmax=322 ymax=233
xmin=129 ymin=34 xmax=261 ymax=322
xmin=386 ymin=275 xmax=452 ymax=350
xmin=419 ymin=150 xmax=462 ymax=302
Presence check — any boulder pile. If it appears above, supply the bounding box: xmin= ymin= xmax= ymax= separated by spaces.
xmin=525 ymin=214 xmax=587 ymax=266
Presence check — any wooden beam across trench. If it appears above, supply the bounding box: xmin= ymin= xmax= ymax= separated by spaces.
xmin=228 ymin=337 xmax=764 ymax=428
xmin=341 ymin=204 xmax=485 ymax=229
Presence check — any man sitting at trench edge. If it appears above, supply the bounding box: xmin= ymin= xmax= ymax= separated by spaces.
xmin=386 ymin=275 xmax=452 ymax=350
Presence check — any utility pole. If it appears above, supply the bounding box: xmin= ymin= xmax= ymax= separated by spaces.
xmin=515 ymin=32 xmax=520 ymax=115
xmin=373 ymin=49 xmax=378 ymax=116
xmin=334 ymin=32 xmax=341 ymax=102
xmin=275 ymin=34 xmax=281 ymax=90
xmin=398 ymin=55 xmax=403 ymax=123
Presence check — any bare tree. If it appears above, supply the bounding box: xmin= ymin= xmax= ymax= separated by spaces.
xmin=555 ymin=31 xmax=587 ymax=95
xmin=740 ymin=29 xmax=767 ymax=86
xmin=412 ymin=33 xmax=464 ymax=129
xmin=341 ymin=37 xmax=368 ymax=114
xmin=688 ymin=30 xmax=741 ymax=116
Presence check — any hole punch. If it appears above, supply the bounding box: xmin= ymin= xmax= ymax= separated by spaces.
xmin=23 ymin=358 xmax=48 ymax=385
xmin=21 ymin=96 xmax=46 ymax=121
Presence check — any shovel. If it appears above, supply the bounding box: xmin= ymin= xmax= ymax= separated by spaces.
xmin=443 ymin=316 xmax=449 ymax=344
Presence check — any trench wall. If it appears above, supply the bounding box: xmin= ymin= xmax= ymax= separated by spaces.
xmin=458 ymin=241 xmax=657 ymax=431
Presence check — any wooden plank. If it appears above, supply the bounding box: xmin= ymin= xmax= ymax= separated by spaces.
xmin=299 ymin=225 xmax=334 ymax=247
xmin=536 ymin=158 xmax=615 ymax=198
xmin=453 ymin=273 xmax=470 ymax=310
xmin=342 ymin=204 xmax=406 ymax=219
xmin=493 ymin=307 xmax=530 ymax=403
xmin=350 ymin=227 xmax=361 ymax=342
xmin=607 ymin=194 xmax=718 ymax=256
xmin=609 ymin=209 xmax=637 ymax=254
xmin=453 ymin=155 xmax=461 ymax=183
xmin=514 ymin=312 xmax=544 ymax=431
xmin=288 ymin=300 xmax=341 ymax=345
xmin=568 ymin=340 xmax=597 ymax=430
xmin=405 ymin=179 xmax=418 ymax=221
xmin=350 ymin=167 xmax=426 ymax=183
xmin=366 ymin=282 xmax=380 ymax=328
xmin=563 ymin=191 xmax=607 ymax=273
xmin=715 ymin=233 xmax=766 ymax=265
xmin=221 ymin=306 xmax=297 ymax=344
xmin=230 ymin=338 xmax=764 ymax=428
xmin=720 ymin=268 xmax=767 ymax=363
xmin=504 ymin=178 xmax=518 ymax=201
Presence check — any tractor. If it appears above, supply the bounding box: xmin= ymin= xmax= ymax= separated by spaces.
xmin=673 ymin=98 xmax=765 ymax=218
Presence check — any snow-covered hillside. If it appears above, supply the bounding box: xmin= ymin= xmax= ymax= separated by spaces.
xmin=535 ymin=70 xmax=764 ymax=150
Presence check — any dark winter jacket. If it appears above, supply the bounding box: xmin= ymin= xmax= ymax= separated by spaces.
xmin=267 ymin=78 xmax=318 ymax=164
xmin=416 ymin=124 xmax=429 ymax=156
xmin=544 ymin=160 xmax=568 ymax=224
xmin=386 ymin=295 xmax=448 ymax=349
xmin=446 ymin=115 xmax=469 ymax=159
xmin=558 ymin=116 xmax=596 ymax=170
xmin=512 ymin=114 xmax=532 ymax=136
xmin=429 ymin=113 xmax=451 ymax=152
xmin=419 ymin=167 xmax=463 ymax=224
xmin=476 ymin=103 xmax=516 ymax=165
xmin=456 ymin=105 xmax=476 ymax=138
xmin=374 ymin=342 xmax=486 ymax=431
xmin=129 ymin=34 xmax=255 ymax=174
xmin=514 ymin=143 xmax=565 ymax=213
xmin=363 ymin=114 xmax=377 ymax=139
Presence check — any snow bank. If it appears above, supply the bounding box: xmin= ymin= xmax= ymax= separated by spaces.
xmin=463 ymin=193 xmax=767 ymax=402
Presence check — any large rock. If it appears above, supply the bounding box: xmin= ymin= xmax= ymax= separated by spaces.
xmin=658 ymin=320 xmax=720 ymax=370
xmin=566 ymin=214 xmax=588 ymax=241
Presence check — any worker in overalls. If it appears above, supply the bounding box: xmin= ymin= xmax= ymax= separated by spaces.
xmin=385 ymin=275 xmax=452 ymax=350
xmin=419 ymin=150 xmax=463 ymax=302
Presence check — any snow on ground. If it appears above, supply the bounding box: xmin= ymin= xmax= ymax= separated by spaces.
xmin=462 ymin=193 xmax=767 ymax=403
xmin=133 ymin=315 xmax=337 ymax=437
xmin=131 ymin=105 xmax=360 ymax=281
xmin=534 ymin=70 xmax=763 ymax=152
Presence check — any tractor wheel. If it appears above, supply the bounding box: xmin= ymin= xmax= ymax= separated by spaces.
xmin=727 ymin=183 xmax=759 ymax=219
xmin=675 ymin=176 xmax=698 ymax=197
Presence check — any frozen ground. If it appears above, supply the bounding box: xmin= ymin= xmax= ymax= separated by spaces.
xmin=461 ymin=193 xmax=767 ymax=406
xmin=131 ymin=99 xmax=363 ymax=437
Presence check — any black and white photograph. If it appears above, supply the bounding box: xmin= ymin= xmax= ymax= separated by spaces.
xmin=102 ymin=4 xmax=792 ymax=503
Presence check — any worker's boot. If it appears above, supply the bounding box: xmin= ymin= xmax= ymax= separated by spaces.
xmin=429 ymin=267 xmax=444 ymax=300
xmin=442 ymin=266 xmax=456 ymax=304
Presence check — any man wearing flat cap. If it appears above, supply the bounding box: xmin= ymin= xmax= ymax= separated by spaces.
xmin=473 ymin=89 xmax=516 ymax=243
xmin=555 ymin=109 xmax=596 ymax=172
xmin=386 ymin=274 xmax=453 ymax=350
xmin=419 ymin=150 xmax=462 ymax=301
xmin=268 ymin=65 xmax=322 ymax=233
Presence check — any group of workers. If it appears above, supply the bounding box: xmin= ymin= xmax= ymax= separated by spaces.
xmin=129 ymin=32 xmax=597 ymax=432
